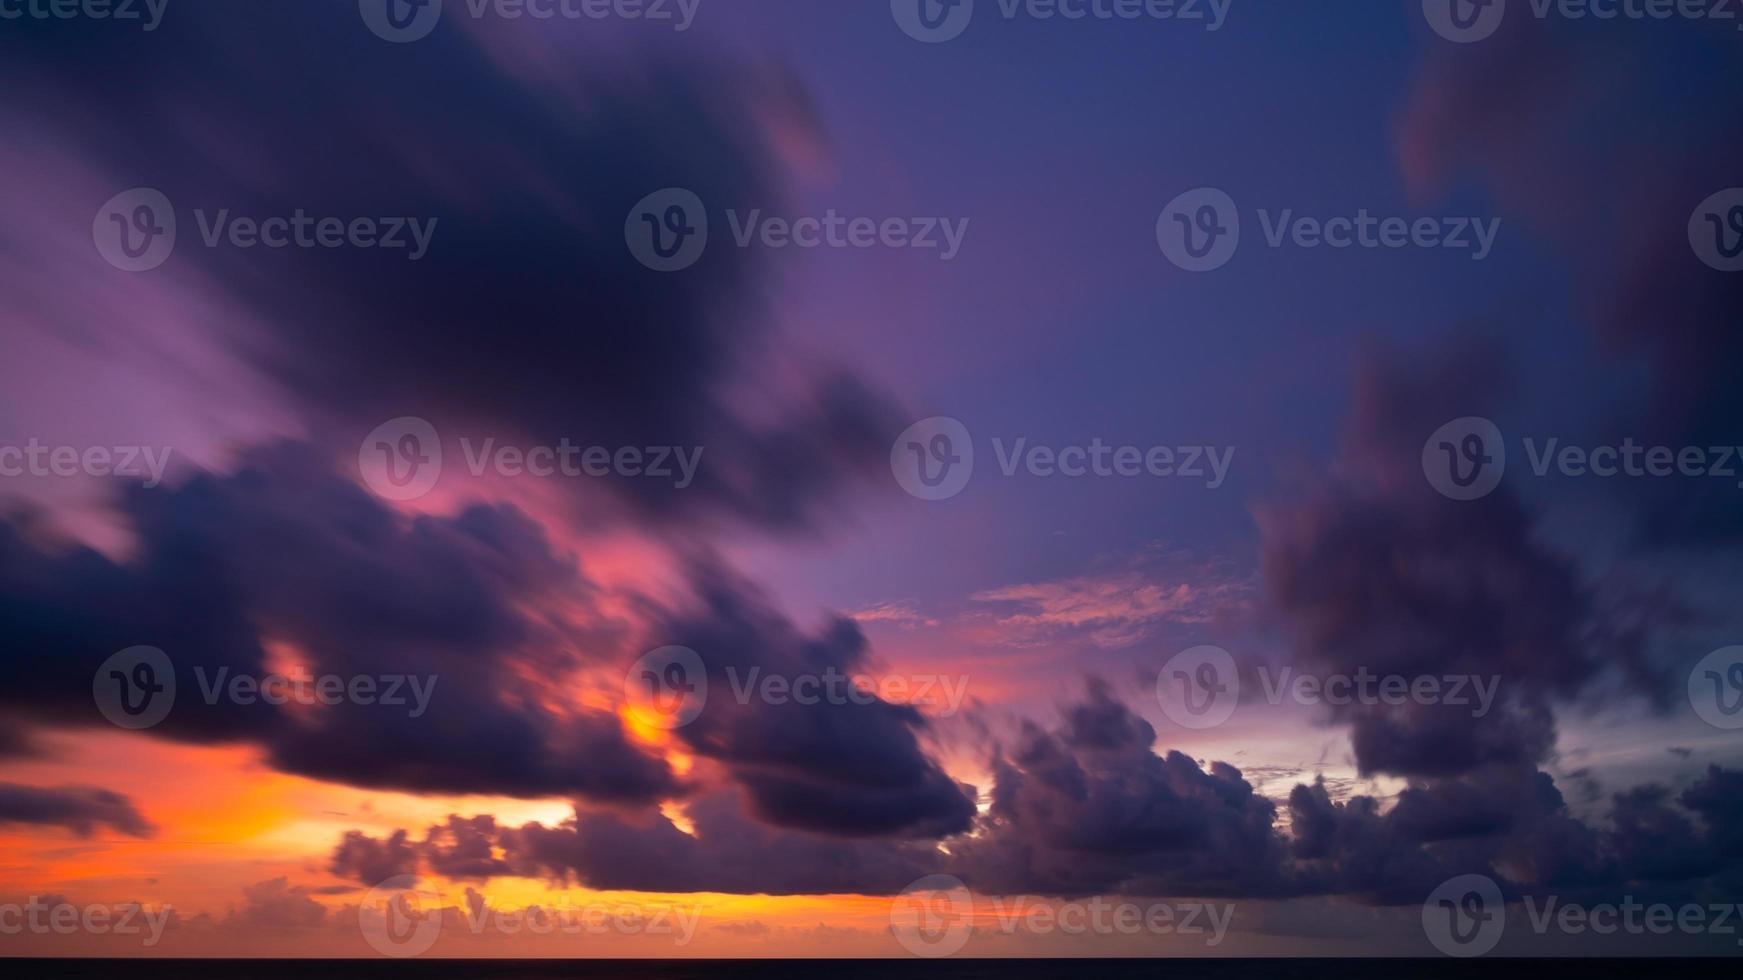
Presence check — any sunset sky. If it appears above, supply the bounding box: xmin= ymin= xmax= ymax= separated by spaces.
xmin=1 ymin=0 xmax=1742 ymax=961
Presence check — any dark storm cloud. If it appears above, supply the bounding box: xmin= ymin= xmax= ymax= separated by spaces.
xmin=422 ymin=815 xmax=513 ymax=880
xmin=951 ymin=681 xmax=1290 ymax=899
xmin=655 ymin=563 xmax=978 ymax=839
xmin=1259 ymin=345 xmax=1676 ymax=779
xmin=1400 ymin=15 xmax=1743 ymax=544
xmin=1282 ymin=759 xmax=1743 ymax=905
xmin=0 ymin=1 xmax=898 ymax=534
xmin=323 ymin=682 xmax=1743 ymax=904
xmin=0 ymin=442 xmax=681 ymax=805
xmin=0 ymin=442 xmax=981 ymax=833
xmin=332 ymin=816 xmax=510 ymax=884
xmin=502 ymin=791 xmax=945 ymax=895
xmin=330 ymin=790 xmax=943 ymax=895
xmin=331 ymin=829 xmax=418 ymax=886
xmin=0 ymin=782 xmax=154 ymax=838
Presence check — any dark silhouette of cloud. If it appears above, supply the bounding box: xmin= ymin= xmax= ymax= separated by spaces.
xmin=0 ymin=782 xmax=154 ymax=838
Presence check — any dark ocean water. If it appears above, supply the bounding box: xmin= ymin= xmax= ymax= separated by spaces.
xmin=8 ymin=960 xmax=1738 ymax=980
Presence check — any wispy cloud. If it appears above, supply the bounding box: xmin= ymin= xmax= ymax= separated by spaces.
xmin=846 ymin=600 xmax=937 ymax=630
xmin=968 ymin=562 xmax=1251 ymax=649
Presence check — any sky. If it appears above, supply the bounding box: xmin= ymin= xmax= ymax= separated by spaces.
xmin=1 ymin=0 xmax=1742 ymax=961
